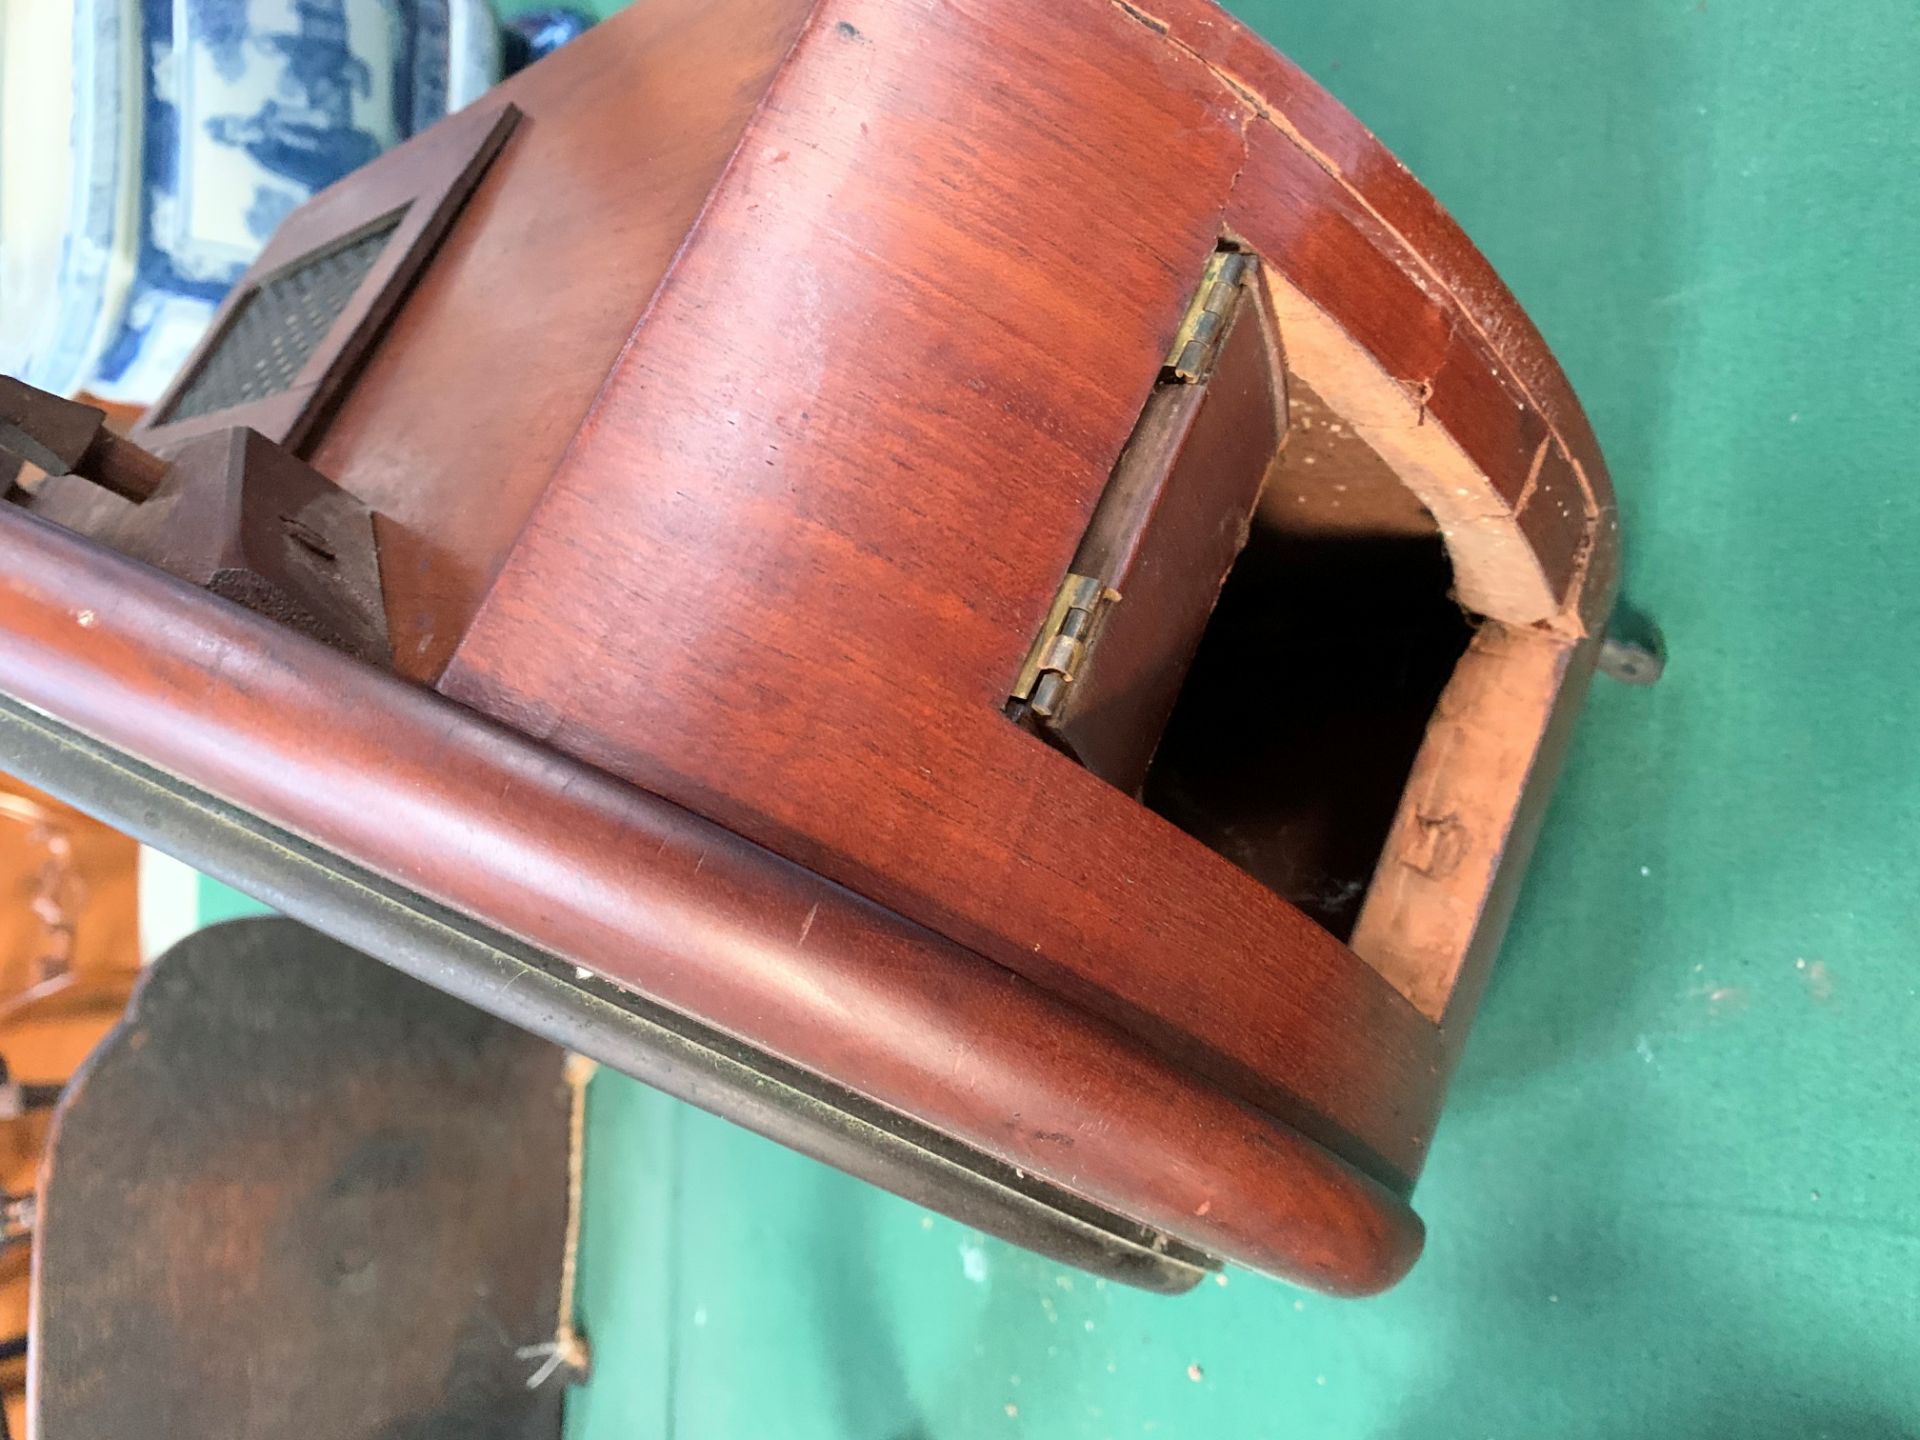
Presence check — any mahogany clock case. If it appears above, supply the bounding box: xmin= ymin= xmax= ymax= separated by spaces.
xmin=0 ymin=0 xmax=1619 ymax=1296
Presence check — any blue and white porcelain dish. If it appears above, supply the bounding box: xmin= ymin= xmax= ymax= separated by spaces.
xmin=0 ymin=0 xmax=143 ymax=399
xmin=1 ymin=0 xmax=503 ymax=405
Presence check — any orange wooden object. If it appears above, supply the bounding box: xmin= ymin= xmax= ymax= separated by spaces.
xmin=0 ymin=0 xmax=1618 ymax=1295
xmin=0 ymin=778 xmax=141 ymax=1425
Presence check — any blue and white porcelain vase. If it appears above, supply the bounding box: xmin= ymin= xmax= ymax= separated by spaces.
xmin=1 ymin=0 xmax=504 ymax=405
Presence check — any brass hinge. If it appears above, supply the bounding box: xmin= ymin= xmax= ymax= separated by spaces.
xmin=1010 ymin=572 xmax=1119 ymax=719
xmin=1163 ymin=249 xmax=1254 ymax=383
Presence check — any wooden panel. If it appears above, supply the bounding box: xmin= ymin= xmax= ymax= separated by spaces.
xmin=1259 ymin=375 xmax=1441 ymax=539
xmin=1428 ymin=632 xmax=1603 ymax=1053
xmin=307 ymin=0 xmax=817 ymax=680
xmin=451 ymin=0 xmax=1251 ymax=692
xmin=1226 ymin=125 xmax=1588 ymax=620
xmin=1349 ymin=624 xmax=1573 ymax=1019
xmin=0 ymin=508 xmax=1422 ymax=1295
xmin=1046 ymin=270 xmax=1285 ymax=792
xmin=1109 ymin=0 xmax=1617 ymax=616
xmin=1515 ymin=439 xmax=1591 ymax=606
xmin=441 ymin=0 xmax=1446 ymax=1182
xmin=0 ymin=0 xmax=1629 ymax=1284
xmin=1224 ymin=126 xmax=1457 ymax=396
xmin=1427 ymin=325 xmax=1552 ymax=512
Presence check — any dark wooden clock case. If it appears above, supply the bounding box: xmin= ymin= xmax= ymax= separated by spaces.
xmin=0 ymin=0 xmax=1621 ymax=1297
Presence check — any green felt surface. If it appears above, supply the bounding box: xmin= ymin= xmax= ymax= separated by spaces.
xmin=256 ymin=2 xmax=1920 ymax=1432
xmin=196 ymin=874 xmax=273 ymax=926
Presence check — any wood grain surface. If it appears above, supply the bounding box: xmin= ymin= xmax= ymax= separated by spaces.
xmin=438 ymin=0 xmax=1451 ymax=1184
xmin=0 ymin=507 xmax=1421 ymax=1295
xmin=0 ymin=0 xmax=1623 ymax=1288
xmin=308 ymin=0 xmax=817 ymax=680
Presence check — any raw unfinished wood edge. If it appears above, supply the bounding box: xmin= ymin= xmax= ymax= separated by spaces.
xmin=1349 ymin=624 xmax=1572 ymax=1020
xmin=1259 ymin=267 xmax=1569 ymax=632
xmin=1255 ymin=264 xmax=1605 ymax=1025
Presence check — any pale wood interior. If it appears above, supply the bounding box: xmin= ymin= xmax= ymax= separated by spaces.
xmin=1147 ymin=269 xmax=1576 ymax=1020
xmin=1346 ymin=623 xmax=1566 ymax=1019
xmin=1261 ymin=271 xmax=1575 ymax=1021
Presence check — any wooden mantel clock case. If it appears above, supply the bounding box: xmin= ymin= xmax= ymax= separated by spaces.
xmin=0 ymin=0 xmax=1620 ymax=1297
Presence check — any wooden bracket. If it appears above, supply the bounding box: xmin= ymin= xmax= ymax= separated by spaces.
xmin=1 ymin=381 xmax=391 ymax=667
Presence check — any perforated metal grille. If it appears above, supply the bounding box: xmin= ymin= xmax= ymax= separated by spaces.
xmin=164 ymin=218 xmax=401 ymax=424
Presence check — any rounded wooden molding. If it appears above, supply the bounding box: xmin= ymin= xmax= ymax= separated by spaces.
xmin=0 ymin=506 xmax=1420 ymax=1295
